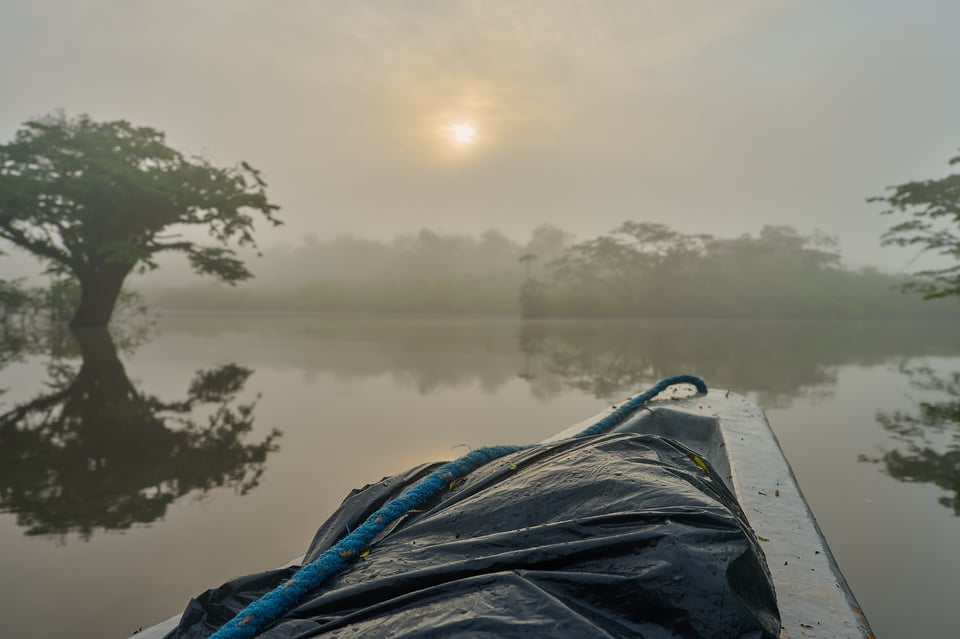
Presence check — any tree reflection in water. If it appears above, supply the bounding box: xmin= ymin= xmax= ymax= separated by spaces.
xmin=867 ymin=366 xmax=960 ymax=515
xmin=517 ymin=321 xmax=844 ymax=407
xmin=0 ymin=328 xmax=280 ymax=539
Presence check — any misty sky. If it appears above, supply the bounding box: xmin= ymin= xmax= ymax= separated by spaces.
xmin=3 ymin=0 xmax=960 ymax=273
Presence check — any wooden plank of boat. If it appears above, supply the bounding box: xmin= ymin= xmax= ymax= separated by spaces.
xmin=132 ymin=388 xmax=874 ymax=639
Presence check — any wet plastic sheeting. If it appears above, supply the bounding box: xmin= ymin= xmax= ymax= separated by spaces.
xmin=168 ymin=434 xmax=780 ymax=638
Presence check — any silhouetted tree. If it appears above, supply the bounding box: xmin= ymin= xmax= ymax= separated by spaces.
xmin=519 ymin=279 xmax=548 ymax=318
xmin=870 ymin=149 xmax=960 ymax=299
xmin=0 ymin=279 xmax=30 ymax=326
xmin=518 ymin=253 xmax=537 ymax=281
xmin=525 ymin=224 xmax=573 ymax=266
xmin=706 ymin=226 xmax=840 ymax=271
xmin=0 ymin=112 xmax=280 ymax=326
xmin=547 ymin=222 xmax=713 ymax=314
xmin=518 ymin=252 xmax=547 ymax=317
xmin=536 ymin=222 xmax=895 ymax=318
xmin=551 ymin=235 xmax=641 ymax=311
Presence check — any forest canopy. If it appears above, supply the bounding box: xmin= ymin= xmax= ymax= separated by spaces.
xmin=137 ymin=222 xmax=960 ymax=320
xmin=0 ymin=112 xmax=279 ymax=327
xmin=870 ymin=148 xmax=960 ymax=300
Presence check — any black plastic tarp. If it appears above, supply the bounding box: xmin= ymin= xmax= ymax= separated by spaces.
xmin=168 ymin=433 xmax=780 ymax=638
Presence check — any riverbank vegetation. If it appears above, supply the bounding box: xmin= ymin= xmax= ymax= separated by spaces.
xmin=136 ymin=222 xmax=960 ymax=319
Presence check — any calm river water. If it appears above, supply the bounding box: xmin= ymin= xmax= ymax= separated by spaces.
xmin=1 ymin=313 xmax=958 ymax=638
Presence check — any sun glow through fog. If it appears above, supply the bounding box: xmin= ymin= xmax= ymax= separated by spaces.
xmin=449 ymin=123 xmax=476 ymax=146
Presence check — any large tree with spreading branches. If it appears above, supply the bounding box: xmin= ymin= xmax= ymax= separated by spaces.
xmin=871 ymin=150 xmax=960 ymax=300
xmin=0 ymin=112 xmax=280 ymax=326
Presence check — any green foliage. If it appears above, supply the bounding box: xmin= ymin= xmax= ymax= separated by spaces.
xmin=870 ymin=150 xmax=960 ymax=299
xmin=0 ymin=112 xmax=279 ymax=325
xmin=139 ymin=222 xmax=960 ymax=319
xmin=0 ymin=278 xmax=31 ymax=321
xmin=537 ymin=221 xmax=956 ymax=319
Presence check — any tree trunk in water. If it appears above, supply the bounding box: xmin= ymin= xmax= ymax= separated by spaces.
xmin=70 ymin=270 xmax=127 ymax=328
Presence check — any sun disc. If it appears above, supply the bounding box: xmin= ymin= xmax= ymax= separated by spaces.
xmin=450 ymin=123 xmax=476 ymax=145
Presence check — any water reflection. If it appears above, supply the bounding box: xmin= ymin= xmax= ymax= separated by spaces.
xmin=0 ymin=328 xmax=280 ymax=539
xmin=518 ymin=321 xmax=960 ymax=406
xmin=158 ymin=316 xmax=960 ymax=409
xmin=867 ymin=366 xmax=960 ymax=515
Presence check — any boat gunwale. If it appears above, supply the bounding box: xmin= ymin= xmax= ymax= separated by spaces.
xmin=134 ymin=388 xmax=874 ymax=639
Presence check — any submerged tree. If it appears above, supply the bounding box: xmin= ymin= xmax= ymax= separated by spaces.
xmin=0 ymin=329 xmax=280 ymax=538
xmin=870 ymin=149 xmax=960 ymax=299
xmin=0 ymin=112 xmax=280 ymax=326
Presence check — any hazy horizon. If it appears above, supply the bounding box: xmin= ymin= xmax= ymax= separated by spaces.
xmin=3 ymin=1 xmax=960 ymax=280
xmin=0 ymin=221 xmax=933 ymax=285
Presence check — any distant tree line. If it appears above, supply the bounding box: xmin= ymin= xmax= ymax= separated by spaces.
xmin=137 ymin=225 xmax=566 ymax=314
xmin=2 ymin=112 xmax=959 ymax=325
xmin=2 ymin=111 xmax=958 ymax=324
xmin=139 ymin=222 xmax=960 ymax=319
xmin=524 ymin=222 xmax=952 ymax=318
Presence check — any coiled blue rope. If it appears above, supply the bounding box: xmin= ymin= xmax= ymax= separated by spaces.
xmin=209 ymin=374 xmax=706 ymax=639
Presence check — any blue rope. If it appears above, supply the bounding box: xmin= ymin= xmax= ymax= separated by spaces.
xmin=209 ymin=375 xmax=706 ymax=639
xmin=573 ymin=374 xmax=708 ymax=438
